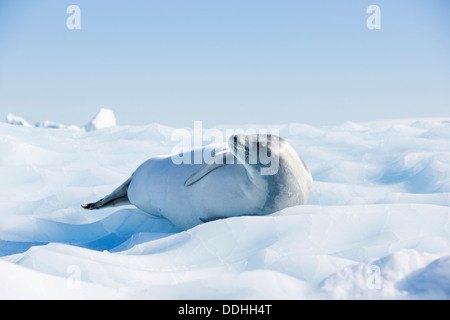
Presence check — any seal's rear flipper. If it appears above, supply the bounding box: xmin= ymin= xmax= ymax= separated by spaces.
xmin=200 ymin=216 xmax=227 ymax=223
xmin=81 ymin=195 xmax=130 ymax=210
xmin=82 ymin=177 xmax=132 ymax=210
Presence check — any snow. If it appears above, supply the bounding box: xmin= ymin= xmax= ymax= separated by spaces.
xmin=0 ymin=114 xmax=450 ymax=299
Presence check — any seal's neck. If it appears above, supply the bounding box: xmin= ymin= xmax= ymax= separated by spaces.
xmin=244 ymin=164 xmax=259 ymax=185
xmin=242 ymin=163 xmax=275 ymax=190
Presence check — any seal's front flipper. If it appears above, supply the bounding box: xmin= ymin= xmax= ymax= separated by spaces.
xmin=82 ymin=177 xmax=132 ymax=210
xmin=184 ymin=162 xmax=224 ymax=187
xmin=184 ymin=150 xmax=234 ymax=187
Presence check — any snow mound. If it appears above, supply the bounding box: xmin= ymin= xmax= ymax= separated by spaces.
xmin=400 ymin=255 xmax=450 ymax=298
xmin=319 ymin=249 xmax=444 ymax=299
xmin=0 ymin=117 xmax=450 ymax=299
xmin=84 ymin=108 xmax=116 ymax=132
xmin=320 ymin=249 xmax=450 ymax=299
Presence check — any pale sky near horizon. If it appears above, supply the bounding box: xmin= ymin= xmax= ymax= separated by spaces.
xmin=0 ymin=0 xmax=449 ymax=128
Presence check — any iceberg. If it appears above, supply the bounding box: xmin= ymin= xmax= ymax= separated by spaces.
xmin=34 ymin=120 xmax=66 ymax=129
xmin=84 ymin=108 xmax=117 ymax=132
xmin=6 ymin=113 xmax=32 ymax=127
xmin=4 ymin=108 xmax=117 ymax=132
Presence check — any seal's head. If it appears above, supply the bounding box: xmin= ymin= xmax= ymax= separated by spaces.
xmin=229 ymin=133 xmax=312 ymax=211
xmin=229 ymin=134 xmax=281 ymax=176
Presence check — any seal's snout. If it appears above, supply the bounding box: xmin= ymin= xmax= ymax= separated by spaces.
xmin=229 ymin=134 xmax=238 ymax=145
xmin=233 ymin=135 xmax=238 ymax=144
xmin=228 ymin=134 xmax=240 ymax=150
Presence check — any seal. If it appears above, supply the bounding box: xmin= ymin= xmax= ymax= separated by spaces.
xmin=82 ymin=134 xmax=312 ymax=230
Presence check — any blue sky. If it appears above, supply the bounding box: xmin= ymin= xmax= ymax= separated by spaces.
xmin=0 ymin=0 xmax=449 ymax=127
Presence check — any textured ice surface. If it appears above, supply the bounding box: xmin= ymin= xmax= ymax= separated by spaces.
xmin=0 ymin=117 xmax=449 ymax=299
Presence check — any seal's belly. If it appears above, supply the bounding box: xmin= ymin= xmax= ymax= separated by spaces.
xmin=127 ymin=155 xmax=268 ymax=230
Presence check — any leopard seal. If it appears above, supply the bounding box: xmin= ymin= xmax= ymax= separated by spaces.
xmin=82 ymin=134 xmax=312 ymax=230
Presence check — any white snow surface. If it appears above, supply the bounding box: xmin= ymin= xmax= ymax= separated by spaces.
xmin=0 ymin=116 xmax=450 ymax=299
